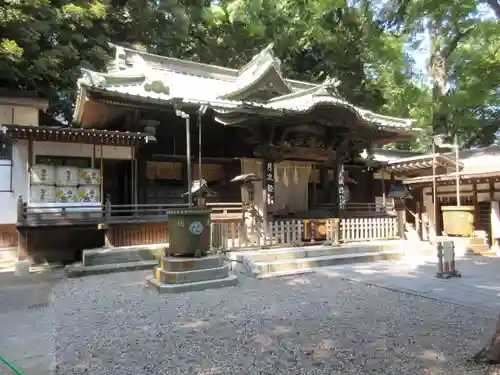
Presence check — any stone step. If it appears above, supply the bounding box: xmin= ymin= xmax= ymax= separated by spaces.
xmin=66 ymin=260 xmax=158 ymax=277
xmin=160 ymin=255 xmax=222 ymax=272
xmin=147 ymin=274 xmax=238 ymax=294
xmin=82 ymin=245 xmax=166 ymax=266
xmin=240 ymin=244 xmax=397 ymax=263
xmin=255 ymin=250 xmax=405 ymax=277
xmin=154 ymin=265 xmax=229 ymax=284
xmin=229 ymin=241 xmax=413 ymax=264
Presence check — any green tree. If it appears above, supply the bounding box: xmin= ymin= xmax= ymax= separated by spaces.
xmin=384 ymin=0 xmax=500 ymax=148
xmin=0 ymin=0 xmax=112 ymax=122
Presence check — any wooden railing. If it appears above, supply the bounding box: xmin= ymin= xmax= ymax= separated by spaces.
xmin=211 ymin=216 xmax=401 ymax=251
xmin=340 ymin=217 xmax=399 ymax=242
xmin=322 ymin=201 xmax=395 ymax=216
xmin=208 ymin=202 xmax=243 ymax=217
xmin=17 ymin=196 xmax=243 ymax=227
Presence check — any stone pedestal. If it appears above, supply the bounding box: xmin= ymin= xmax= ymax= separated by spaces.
xmin=147 ymin=255 xmax=238 ymax=293
xmin=14 ymin=259 xmax=30 ymax=276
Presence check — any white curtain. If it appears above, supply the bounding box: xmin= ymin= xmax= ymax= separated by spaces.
xmin=240 ymin=158 xmax=312 ymax=215
xmin=274 ymin=161 xmax=312 ymax=213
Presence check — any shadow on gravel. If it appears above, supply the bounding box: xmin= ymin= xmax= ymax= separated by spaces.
xmin=50 ymin=264 xmax=500 ymax=375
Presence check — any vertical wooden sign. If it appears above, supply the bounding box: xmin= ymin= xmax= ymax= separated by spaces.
xmin=338 ymin=163 xmax=345 ymax=210
xmin=263 ymin=160 xmax=275 ymax=205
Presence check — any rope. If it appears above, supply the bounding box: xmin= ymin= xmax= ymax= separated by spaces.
xmin=0 ymin=354 xmax=25 ymax=375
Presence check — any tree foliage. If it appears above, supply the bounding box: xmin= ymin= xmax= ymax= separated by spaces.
xmin=0 ymin=0 xmax=499 ymax=149
xmin=383 ymin=0 xmax=500 ymax=148
xmin=0 ymin=2 xmax=109 ymax=98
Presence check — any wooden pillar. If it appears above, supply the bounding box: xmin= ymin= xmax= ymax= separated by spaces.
xmin=416 ymin=189 xmax=422 ymax=240
xmin=472 ymin=181 xmax=479 ymax=231
xmin=136 ymin=148 xmax=148 ymax=204
xmin=312 ymin=164 xmax=317 ymax=208
xmin=17 ymin=230 xmax=28 ymax=261
xmin=16 ymin=196 xmax=27 ymax=260
xmin=103 ymin=195 xmax=113 ymax=248
xmin=131 ymin=146 xmax=135 ymax=206
xmin=320 ymin=165 xmax=329 ymax=204
xmin=395 ymin=199 xmax=406 ymax=239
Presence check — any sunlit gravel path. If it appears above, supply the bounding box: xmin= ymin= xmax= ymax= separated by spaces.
xmin=53 ymin=270 xmax=500 ymax=375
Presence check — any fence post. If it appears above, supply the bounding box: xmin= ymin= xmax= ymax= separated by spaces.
xmin=333 ymin=218 xmax=340 ymax=244
xmin=104 ymin=194 xmax=111 ymax=221
xmin=396 ymin=208 xmax=406 ymax=239
xmin=103 ymin=194 xmax=113 ymax=248
xmin=16 ymin=195 xmax=25 ymax=225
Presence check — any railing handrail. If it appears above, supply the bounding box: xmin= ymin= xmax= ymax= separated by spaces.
xmin=206 ymin=202 xmax=242 ymax=207
xmin=321 ymin=201 xmax=395 ymax=212
xmin=109 ymin=203 xmax=189 ymax=208
xmin=25 ymin=204 xmax=104 ymax=210
xmin=18 ymin=200 xmax=246 ymax=226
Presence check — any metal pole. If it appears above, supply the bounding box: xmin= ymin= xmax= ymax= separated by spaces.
xmin=185 ymin=116 xmax=192 ymax=207
xmin=198 ymin=112 xmax=202 ymax=183
xmin=100 ymin=140 xmax=104 ymax=205
xmin=455 ymin=134 xmax=460 ymax=206
xmin=381 ymin=167 xmax=386 ymax=206
xmin=432 ymin=139 xmax=438 ymax=244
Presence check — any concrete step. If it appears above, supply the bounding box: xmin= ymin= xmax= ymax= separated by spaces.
xmin=160 ymin=255 xmax=222 ymax=272
xmin=82 ymin=245 xmax=166 ymax=266
xmin=229 ymin=240 xmax=432 ymax=278
xmin=0 ymin=246 xmax=17 ymax=263
xmin=0 ymin=259 xmax=16 ymax=272
xmin=240 ymin=244 xmax=400 ymax=263
xmin=66 ymin=260 xmax=158 ymax=277
xmin=147 ymin=274 xmax=238 ymax=294
xmin=255 ymin=250 xmax=405 ymax=278
xmin=155 ymin=265 xmax=229 ymax=284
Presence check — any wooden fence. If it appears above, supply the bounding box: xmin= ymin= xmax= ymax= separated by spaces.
xmin=211 ymin=216 xmax=400 ymax=251
xmin=17 ymin=197 xmax=244 ymax=227
xmin=340 ymin=217 xmax=400 ymax=243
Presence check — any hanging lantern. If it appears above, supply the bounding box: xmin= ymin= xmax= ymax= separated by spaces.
xmin=387 ymin=183 xmax=412 ymax=199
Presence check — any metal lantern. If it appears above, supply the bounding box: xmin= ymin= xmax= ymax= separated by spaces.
xmin=182 ymin=179 xmax=217 ymax=208
xmin=387 ymin=183 xmax=412 ymax=200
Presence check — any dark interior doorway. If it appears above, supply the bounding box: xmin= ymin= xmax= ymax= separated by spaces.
xmin=98 ymin=159 xmax=133 ymax=205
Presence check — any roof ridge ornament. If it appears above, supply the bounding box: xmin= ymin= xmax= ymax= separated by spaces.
xmin=311 ymin=77 xmax=342 ymax=98
xmin=322 ymin=77 xmax=341 ymax=93
xmin=248 ymin=43 xmax=281 ymax=69
xmin=77 ymin=69 xmax=107 ymax=88
xmin=257 ymin=43 xmax=275 ymax=58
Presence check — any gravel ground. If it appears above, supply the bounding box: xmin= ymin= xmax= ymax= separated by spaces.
xmin=53 ymin=271 xmax=500 ymax=375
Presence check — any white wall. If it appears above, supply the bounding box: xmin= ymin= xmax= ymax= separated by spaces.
xmin=0 ymin=140 xmax=29 ymax=224
xmin=33 ymin=142 xmax=133 ymax=161
xmin=0 ymin=104 xmax=39 ymax=126
xmin=0 ymin=140 xmax=133 ymax=224
xmin=373 ymin=171 xmax=405 ymax=180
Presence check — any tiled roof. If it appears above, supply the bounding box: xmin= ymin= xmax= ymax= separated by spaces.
xmin=74 ymin=44 xmax=416 ymax=132
xmin=3 ymin=124 xmax=150 ymax=146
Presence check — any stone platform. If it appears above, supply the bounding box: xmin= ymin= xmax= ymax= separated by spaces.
xmin=147 ymin=255 xmax=238 ymax=293
xmin=66 ymin=244 xmax=166 ymax=277
xmin=229 ymin=240 xmax=434 ymax=279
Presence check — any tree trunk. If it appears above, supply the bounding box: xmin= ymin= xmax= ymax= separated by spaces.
xmin=485 ymin=0 xmax=500 ymax=19
xmin=472 ymin=314 xmax=500 ymax=363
